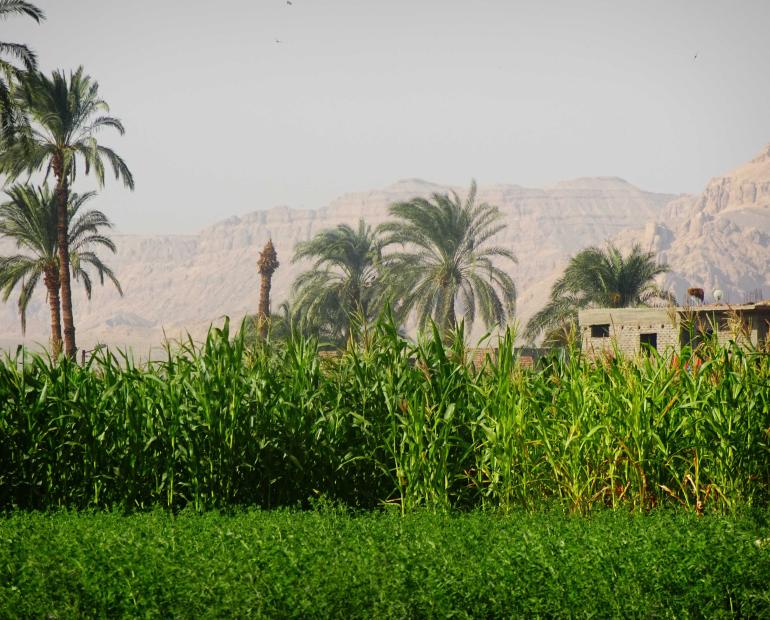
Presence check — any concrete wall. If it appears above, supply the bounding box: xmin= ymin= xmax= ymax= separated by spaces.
xmin=579 ymin=306 xmax=770 ymax=359
xmin=678 ymin=309 xmax=770 ymax=349
xmin=579 ymin=308 xmax=678 ymax=358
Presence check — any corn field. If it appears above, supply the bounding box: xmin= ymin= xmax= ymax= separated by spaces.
xmin=0 ymin=318 xmax=768 ymax=513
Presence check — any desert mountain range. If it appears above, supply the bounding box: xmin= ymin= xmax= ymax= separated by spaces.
xmin=1 ymin=144 xmax=769 ymax=353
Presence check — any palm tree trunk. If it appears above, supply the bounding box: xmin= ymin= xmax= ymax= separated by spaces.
xmin=43 ymin=266 xmax=62 ymax=358
xmin=54 ymin=172 xmax=76 ymax=359
xmin=445 ymin=296 xmax=456 ymax=333
xmin=258 ymin=272 xmax=271 ymax=339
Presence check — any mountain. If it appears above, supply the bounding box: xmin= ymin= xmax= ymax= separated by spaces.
xmin=2 ymin=144 xmax=768 ymax=353
xmin=614 ymin=142 xmax=770 ymax=305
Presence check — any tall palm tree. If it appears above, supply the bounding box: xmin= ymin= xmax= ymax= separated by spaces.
xmin=0 ymin=66 xmax=133 ymax=358
xmin=291 ymin=219 xmax=382 ymax=345
xmin=257 ymin=238 xmax=279 ymax=339
xmin=0 ymin=1 xmax=44 ymax=139
xmin=0 ymin=184 xmax=122 ymax=356
xmin=378 ymin=180 xmax=516 ymax=336
xmin=525 ymin=243 xmax=675 ymax=343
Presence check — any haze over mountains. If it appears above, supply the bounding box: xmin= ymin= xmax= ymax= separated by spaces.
xmin=1 ymin=144 xmax=769 ymax=352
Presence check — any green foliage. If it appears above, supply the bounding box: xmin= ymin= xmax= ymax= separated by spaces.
xmin=526 ymin=243 xmax=674 ymax=343
xmin=1 ymin=509 xmax=768 ymax=618
xmin=379 ymin=180 xmax=517 ymax=335
xmin=0 ymin=66 xmax=133 ymax=189
xmin=291 ymin=219 xmax=383 ymax=345
xmin=0 ymin=64 xmax=133 ymax=358
xmin=0 ymin=183 xmax=122 ymax=334
xmin=0 ymin=318 xmax=768 ymax=513
xmin=0 ymin=1 xmax=44 ymax=139
xmin=0 ymin=1 xmax=43 ymax=72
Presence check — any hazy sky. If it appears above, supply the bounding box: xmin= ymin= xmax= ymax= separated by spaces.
xmin=9 ymin=0 xmax=770 ymax=234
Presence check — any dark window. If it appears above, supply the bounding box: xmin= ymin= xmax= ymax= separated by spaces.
xmin=640 ymin=333 xmax=657 ymax=351
xmin=591 ymin=324 xmax=610 ymax=338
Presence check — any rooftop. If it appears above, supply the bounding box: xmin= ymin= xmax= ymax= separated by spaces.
xmin=679 ymin=301 xmax=770 ymax=312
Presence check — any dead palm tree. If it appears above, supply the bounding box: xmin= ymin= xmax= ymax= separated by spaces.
xmin=0 ymin=184 xmax=122 ymax=356
xmin=0 ymin=66 xmax=133 ymax=358
xmin=257 ymin=239 xmax=279 ymax=338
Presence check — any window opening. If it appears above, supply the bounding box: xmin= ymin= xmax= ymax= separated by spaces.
xmin=640 ymin=332 xmax=657 ymax=351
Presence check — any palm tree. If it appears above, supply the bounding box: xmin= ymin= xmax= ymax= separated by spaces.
xmin=0 ymin=66 xmax=133 ymax=358
xmin=291 ymin=219 xmax=382 ymax=345
xmin=524 ymin=243 xmax=675 ymax=343
xmin=0 ymin=184 xmax=122 ymax=356
xmin=257 ymin=239 xmax=279 ymax=339
xmin=0 ymin=1 xmax=44 ymax=139
xmin=378 ymin=180 xmax=516 ymax=336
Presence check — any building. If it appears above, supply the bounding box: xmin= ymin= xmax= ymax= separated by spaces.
xmin=579 ymin=301 xmax=770 ymax=358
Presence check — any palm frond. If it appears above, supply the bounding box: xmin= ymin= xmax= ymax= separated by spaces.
xmin=380 ymin=180 xmax=515 ymax=335
xmin=95 ymin=144 xmax=134 ymax=189
xmin=0 ymin=1 xmax=44 ymax=22
xmin=0 ymin=254 xmax=39 ymax=301
xmin=0 ymin=42 xmax=36 ymax=71
xmin=16 ymin=267 xmax=40 ymax=334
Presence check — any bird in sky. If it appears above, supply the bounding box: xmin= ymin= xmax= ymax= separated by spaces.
xmin=693 ymin=52 xmax=698 ymax=60
xmin=275 ymin=39 xmax=282 ymax=43
xmin=287 ymin=1 xmax=293 ymax=4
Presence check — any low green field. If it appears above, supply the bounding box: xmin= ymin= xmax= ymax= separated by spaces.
xmin=1 ymin=509 xmax=768 ymax=618
xmin=1 ymin=324 xmax=769 ymax=617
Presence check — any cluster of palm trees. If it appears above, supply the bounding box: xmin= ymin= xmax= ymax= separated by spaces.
xmin=0 ymin=2 xmax=132 ymax=358
xmin=265 ymin=181 xmax=518 ymax=346
xmin=260 ymin=186 xmax=674 ymax=347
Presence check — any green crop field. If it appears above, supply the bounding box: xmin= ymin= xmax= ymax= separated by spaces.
xmin=1 ymin=319 xmax=769 ymax=513
xmin=1 ymin=322 xmax=769 ymax=617
xmin=1 ymin=508 xmax=769 ymax=618
xmin=0 ymin=323 xmax=770 ymax=618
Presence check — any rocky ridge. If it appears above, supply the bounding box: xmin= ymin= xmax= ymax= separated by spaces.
xmin=614 ymin=143 xmax=770 ymax=305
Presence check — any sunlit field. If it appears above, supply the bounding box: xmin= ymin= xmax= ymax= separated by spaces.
xmin=2 ymin=508 xmax=769 ymax=618
xmin=1 ymin=318 xmax=768 ymax=514
xmin=2 ymin=319 xmax=769 ymax=616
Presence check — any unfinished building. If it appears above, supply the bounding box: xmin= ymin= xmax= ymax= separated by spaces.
xmin=579 ymin=302 xmax=770 ymax=358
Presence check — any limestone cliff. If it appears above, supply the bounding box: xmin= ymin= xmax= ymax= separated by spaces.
xmin=614 ymin=143 xmax=770 ymax=305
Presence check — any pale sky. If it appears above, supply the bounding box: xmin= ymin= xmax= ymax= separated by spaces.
xmin=9 ymin=0 xmax=770 ymax=234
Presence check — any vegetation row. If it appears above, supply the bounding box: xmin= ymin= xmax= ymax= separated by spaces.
xmin=1 ymin=318 xmax=768 ymax=513
xmin=2 ymin=508 xmax=769 ymax=618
